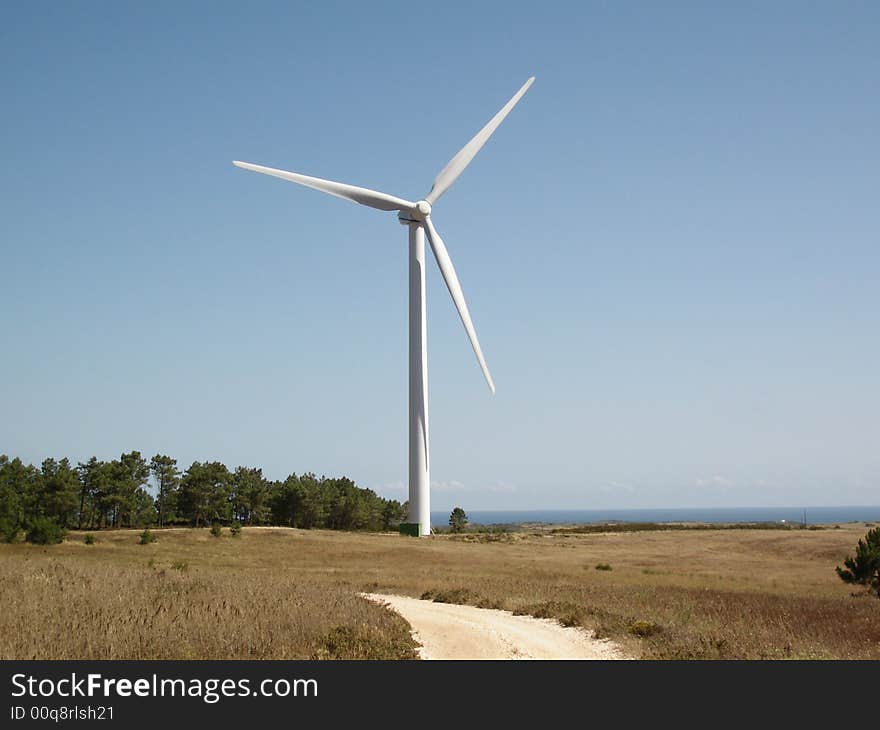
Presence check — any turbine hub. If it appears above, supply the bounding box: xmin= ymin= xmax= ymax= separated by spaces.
xmin=398 ymin=200 xmax=432 ymax=225
xmin=413 ymin=200 xmax=431 ymax=220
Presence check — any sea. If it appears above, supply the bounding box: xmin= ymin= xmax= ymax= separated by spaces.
xmin=430 ymin=506 xmax=880 ymax=527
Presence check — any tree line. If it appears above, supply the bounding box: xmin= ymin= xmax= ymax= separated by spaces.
xmin=0 ymin=452 xmax=407 ymax=541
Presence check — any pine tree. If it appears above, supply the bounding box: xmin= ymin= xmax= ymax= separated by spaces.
xmin=150 ymin=455 xmax=180 ymax=527
xmin=836 ymin=527 xmax=880 ymax=597
xmin=179 ymin=461 xmax=231 ymax=527
xmin=449 ymin=507 xmax=469 ymax=533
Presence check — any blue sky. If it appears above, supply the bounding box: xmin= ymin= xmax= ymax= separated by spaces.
xmin=1 ymin=2 xmax=877 ymax=510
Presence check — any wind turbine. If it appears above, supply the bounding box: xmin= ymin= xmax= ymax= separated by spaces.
xmin=234 ymin=77 xmax=534 ymax=536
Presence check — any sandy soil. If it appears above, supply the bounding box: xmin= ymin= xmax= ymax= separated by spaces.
xmin=361 ymin=593 xmax=629 ymax=660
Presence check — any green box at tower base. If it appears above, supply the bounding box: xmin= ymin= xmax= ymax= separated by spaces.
xmin=398 ymin=523 xmax=421 ymax=537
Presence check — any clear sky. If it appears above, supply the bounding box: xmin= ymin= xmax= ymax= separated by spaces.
xmin=2 ymin=2 xmax=877 ymax=510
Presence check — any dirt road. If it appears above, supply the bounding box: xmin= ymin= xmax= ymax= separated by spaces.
xmin=361 ymin=593 xmax=628 ymax=660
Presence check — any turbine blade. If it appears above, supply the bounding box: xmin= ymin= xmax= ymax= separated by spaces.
xmin=425 ymin=77 xmax=534 ymax=205
xmin=422 ymin=216 xmax=495 ymax=393
xmin=233 ymin=161 xmax=416 ymax=212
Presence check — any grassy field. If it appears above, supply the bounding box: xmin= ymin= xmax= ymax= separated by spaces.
xmin=0 ymin=523 xmax=877 ymax=659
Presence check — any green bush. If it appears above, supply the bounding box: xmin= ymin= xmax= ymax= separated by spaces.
xmin=230 ymin=521 xmax=242 ymax=537
xmin=210 ymin=523 xmax=222 ymax=538
xmin=0 ymin=518 xmax=20 ymax=543
xmin=595 ymin=563 xmax=613 ymax=571
xmin=25 ymin=517 xmax=66 ymax=545
xmin=83 ymin=533 xmax=96 ymax=545
xmin=138 ymin=529 xmax=156 ymax=545
xmin=836 ymin=527 xmax=880 ymax=597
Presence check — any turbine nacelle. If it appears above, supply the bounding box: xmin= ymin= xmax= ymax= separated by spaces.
xmin=398 ymin=200 xmax=432 ymax=225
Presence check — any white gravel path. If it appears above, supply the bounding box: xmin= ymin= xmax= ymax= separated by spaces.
xmin=361 ymin=593 xmax=629 ymax=660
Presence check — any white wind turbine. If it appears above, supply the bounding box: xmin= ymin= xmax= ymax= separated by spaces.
xmin=234 ymin=77 xmax=534 ymax=536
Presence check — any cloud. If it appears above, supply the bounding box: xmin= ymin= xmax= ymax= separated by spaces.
xmin=376 ymin=480 xmax=406 ymax=496
xmin=431 ymin=480 xmax=466 ymax=492
xmin=749 ymin=477 xmax=786 ymax=489
xmin=484 ymin=481 xmax=517 ymax=493
xmin=375 ymin=479 xmax=518 ymax=497
xmin=431 ymin=480 xmax=517 ymax=494
xmin=694 ymin=475 xmax=734 ymax=489
xmin=599 ymin=481 xmax=636 ymax=494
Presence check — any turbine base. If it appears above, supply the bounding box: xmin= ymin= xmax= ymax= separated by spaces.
xmin=399 ymin=522 xmax=424 ymax=538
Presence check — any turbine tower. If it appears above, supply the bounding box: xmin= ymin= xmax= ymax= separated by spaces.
xmin=234 ymin=77 xmax=534 ymax=536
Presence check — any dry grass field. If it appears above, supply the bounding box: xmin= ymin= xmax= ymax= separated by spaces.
xmin=1 ymin=523 xmax=877 ymax=659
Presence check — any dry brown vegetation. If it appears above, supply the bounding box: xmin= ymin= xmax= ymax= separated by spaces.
xmin=1 ymin=523 xmax=877 ymax=659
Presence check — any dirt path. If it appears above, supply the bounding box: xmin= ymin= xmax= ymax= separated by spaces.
xmin=361 ymin=593 xmax=629 ymax=660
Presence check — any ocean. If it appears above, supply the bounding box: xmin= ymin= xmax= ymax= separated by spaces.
xmin=430 ymin=505 xmax=880 ymax=526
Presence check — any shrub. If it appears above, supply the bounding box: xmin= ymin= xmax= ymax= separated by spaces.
xmin=230 ymin=522 xmax=242 ymax=537
xmin=420 ymin=587 xmax=478 ymax=604
xmin=138 ymin=529 xmax=157 ymax=545
xmin=629 ymin=619 xmax=662 ymax=637
xmin=514 ymin=600 xmax=590 ymax=628
xmin=25 ymin=517 xmax=66 ymax=545
xmin=210 ymin=523 xmax=222 ymax=538
xmin=313 ymin=625 xmax=418 ymax=660
xmin=0 ymin=519 xmax=20 ymax=543
xmin=83 ymin=534 xmax=96 ymax=545
xmin=836 ymin=527 xmax=880 ymax=598
xmin=171 ymin=560 xmax=188 ymax=571
xmin=595 ymin=563 xmax=613 ymax=571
